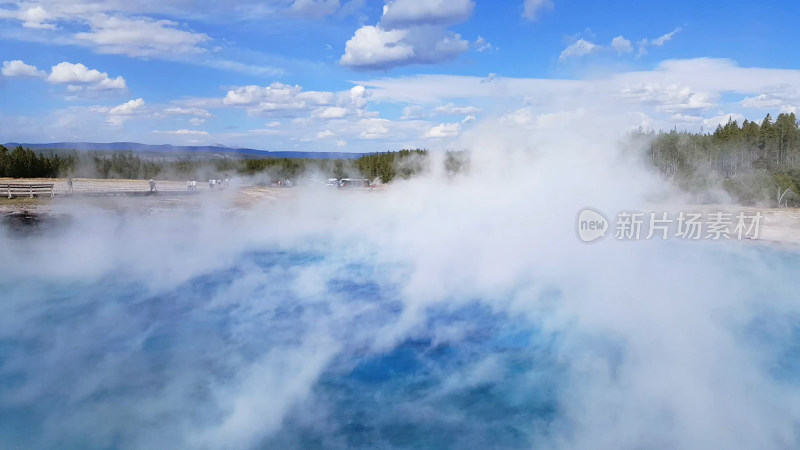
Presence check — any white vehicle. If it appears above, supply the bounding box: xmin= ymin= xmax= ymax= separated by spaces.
xmin=339 ymin=178 xmax=371 ymax=189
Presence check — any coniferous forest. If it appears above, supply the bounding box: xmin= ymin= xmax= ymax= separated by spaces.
xmin=637 ymin=112 xmax=800 ymax=205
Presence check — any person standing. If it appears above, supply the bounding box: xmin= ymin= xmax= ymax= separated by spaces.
xmin=67 ymin=177 xmax=73 ymax=193
xmin=149 ymin=178 xmax=156 ymax=192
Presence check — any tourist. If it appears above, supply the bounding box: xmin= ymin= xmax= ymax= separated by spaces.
xmin=149 ymin=178 xmax=156 ymax=192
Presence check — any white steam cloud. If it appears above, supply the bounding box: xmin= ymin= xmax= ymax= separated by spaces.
xmin=1 ymin=98 xmax=800 ymax=449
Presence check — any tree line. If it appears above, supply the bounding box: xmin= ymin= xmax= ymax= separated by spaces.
xmin=0 ymin=145 xmax=440 ymax=184
xmin=0 ymin=145 xmax=75 ymax=178
xmin=637 ymin=112 xmax=800 ymax=205
xmin=4 ymin=111 xmax=796 ymax=206
xmin=0 ymin=146 xmax=163 ymax=179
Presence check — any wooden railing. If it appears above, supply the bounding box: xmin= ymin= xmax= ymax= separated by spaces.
xmin=1 ymin=183 xmax=55 ymax=199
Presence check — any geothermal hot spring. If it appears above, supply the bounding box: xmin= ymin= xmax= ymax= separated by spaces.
xmin=2 ymin=123 xmax=800 ymax=450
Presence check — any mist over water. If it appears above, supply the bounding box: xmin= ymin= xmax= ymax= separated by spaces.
xmin=3 ymin=113 xmax=800 ymax=449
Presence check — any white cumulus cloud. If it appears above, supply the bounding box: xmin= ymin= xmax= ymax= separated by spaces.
xmin=19 ymin=5 xmax=56 ymax=29
xmin=341 ymin=25 xmax=468 ymax=70
xmin=0 ymin=5 xmax=56 ymax=29
xmin=109 ymin=98 xmax=145 ymax=115
xmin=222 ymin=83 xmax=324 ymax=116
xmin=209 ymin=82 xmax=368 ymax=121
xmin=423 ymin=122 xmax=460 ymax=138
xmin=340 ymin=0 xmax=472 ymax=71
xmin=349 ymin=85 xmax=369 ymax=110
xmin=340 ymin=26 xmax=414 ymax=69
xmin=559 ymin=39 xmax=599 ymax=61
xmin=2 ymin=60 xmax=46 ymax=78
xmin=98 ymin=98 xmax=146 ymax=125
xmin=47 ymin=62 xmax=126 ymax=90
xmin=611 ymin=36 xmax=632 ymax=54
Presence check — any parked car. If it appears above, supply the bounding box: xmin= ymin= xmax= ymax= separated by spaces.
xmin=339 ymin=178 xmax=371 ymax=189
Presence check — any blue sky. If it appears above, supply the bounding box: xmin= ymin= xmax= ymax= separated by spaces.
xmin=1 ymin=0 xmax=799 ymax=152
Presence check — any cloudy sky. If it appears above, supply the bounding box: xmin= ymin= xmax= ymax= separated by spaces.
xmin=1 ymin=0 xmax=799 ymax=152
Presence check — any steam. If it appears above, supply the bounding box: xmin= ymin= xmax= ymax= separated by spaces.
xmin=2 ymin=104 xmax=800 ymax=449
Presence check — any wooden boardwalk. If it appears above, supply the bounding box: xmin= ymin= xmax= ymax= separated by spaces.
xmin=1 ymin=183 xmax=55 ymax=198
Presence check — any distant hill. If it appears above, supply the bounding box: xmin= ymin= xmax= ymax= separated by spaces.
xmin=3 ymin=142 xmax=369 ymax=160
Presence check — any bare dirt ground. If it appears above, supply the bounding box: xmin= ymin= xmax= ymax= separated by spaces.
xmin=2 ymin=177 xmax=206 ymax=194
xmin=642 ymin=204 xmax=800 ymax=249
xmin=2 ymin=178 xmax=799 ymax=248
xmin=699 ymin=205 xmax=800 ymax=248
xmin=0 ymin=177 xmax=292 ymax=214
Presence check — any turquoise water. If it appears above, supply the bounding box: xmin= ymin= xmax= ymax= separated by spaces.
xmin=1 ymin=239 xmax=800 ymax=449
